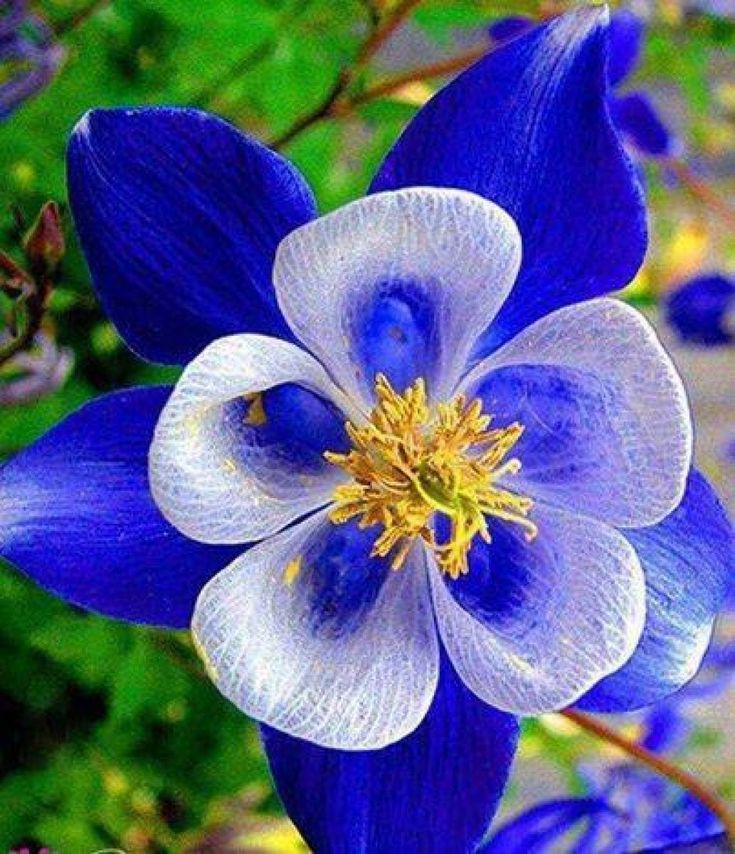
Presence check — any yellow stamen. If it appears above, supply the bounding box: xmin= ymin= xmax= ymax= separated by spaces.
xmin=325 ymin=374 xmax=537 ymax=580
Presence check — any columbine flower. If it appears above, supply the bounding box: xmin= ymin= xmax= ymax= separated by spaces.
xmin=489 ymin=9 xmax=678 ymax=159
xmin=483 ymin=768 xmax=722 ymax=852
xmin=484 ymin=709 xmax=723 ymax=852
xmin=0 ymin=7 xmax=732 ymax=851
xmin=0 ymin=0 xmax=64 ymax=120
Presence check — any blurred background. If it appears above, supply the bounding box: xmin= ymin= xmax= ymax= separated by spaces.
xmin=1 ymin=0 xmax=734 ymax=851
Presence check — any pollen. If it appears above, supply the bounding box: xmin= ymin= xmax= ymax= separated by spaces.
xmin=324 ymin=374 xmax=538 ymax=580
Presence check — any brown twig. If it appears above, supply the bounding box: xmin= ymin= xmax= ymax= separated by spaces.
xmin=354 ymin=0 xmax=424 ymax=69
xmin=332 ymin=44 xmax=487 ymax=117
xmin=270 ymin=0 xmax=425 ymax=149
xmin=664 ymin=157 xmax=735 ymax=234
xmin=561 ymin=709 xmax=735 ymax=843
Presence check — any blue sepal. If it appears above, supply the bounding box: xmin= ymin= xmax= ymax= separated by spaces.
xmin=68 ymin=107 xmax=317 ymax=365
xmin=371 ymin=7 xmax=647 ymax=359
xmin=262 ymin=652 xmax=519 ymax=854
xmin=577 ymin=470 xmax=734 ymax=712
xmin=0 ymin=387 xmax=242 ymax=627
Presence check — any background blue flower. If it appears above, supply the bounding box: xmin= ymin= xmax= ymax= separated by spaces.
xmin=0 ymin=0 xmax=64 ymax=120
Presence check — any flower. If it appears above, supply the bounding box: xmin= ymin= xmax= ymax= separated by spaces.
xmin=0 ymin=7 xmax=732 ymax=851
xmin=0 ymin=0 xmax=64 ymax=120
xmin=665 ymin=273 xmax=735 ymax=346
xmin=489 ymin=9 xmax=678 ymax=159
xmin=483 ymin=774 xmax=722 ymax=852
xmin=483 ymin=712 xmax=723 ymax=852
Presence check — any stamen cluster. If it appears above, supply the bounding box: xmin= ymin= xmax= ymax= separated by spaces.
xmin=325 ymin=374 xmax=537 ymax=579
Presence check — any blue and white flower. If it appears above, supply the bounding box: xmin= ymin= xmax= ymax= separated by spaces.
xmin=0 ymin=7 xmax=732 ymax=851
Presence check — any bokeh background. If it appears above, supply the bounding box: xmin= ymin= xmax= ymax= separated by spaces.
xmin=1 ymin=0 xmax=734 ymax=851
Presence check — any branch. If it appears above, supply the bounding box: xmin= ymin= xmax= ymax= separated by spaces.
xmin=332 ymin=44 xmax=487 ymax=117
xmin=270 ymin=0 xmax=426 ymax=149
xmin=664 ymin=157 xmax=735 ymax=234
xmin=560 ymin=709 xmax=735 ymax=843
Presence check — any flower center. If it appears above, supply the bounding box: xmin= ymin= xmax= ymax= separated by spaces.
xmin=325 ymin=374 xmax=538 ymax=580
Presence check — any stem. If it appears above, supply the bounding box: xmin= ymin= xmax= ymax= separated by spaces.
xmin=270 ymin=0 xmax=425 ymax=149
xmin=353 ymin=0 xmax=424 ymax=70
xmin=561 ymin=709 xmax=735 ymax=842
xmin=0 ymin=282 xmax=46 ymax=368
xmin=664 ymin=157 xmax=735 ymax=234
xmin=333 ymin=44 xmax=487 ymax=116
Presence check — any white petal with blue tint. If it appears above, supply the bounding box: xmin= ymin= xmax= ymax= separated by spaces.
xmin=430 ymin=505 xmax=646 ymax=715
xmin=273 ymin=188 xmax=521 ymax=407
xmin=192 ymin=511 xmax=440 ymax=750
xmin=149 ymin=334 xmax=356 ymax=545
xmin=463 ymin=298 xmax=692 ymax=528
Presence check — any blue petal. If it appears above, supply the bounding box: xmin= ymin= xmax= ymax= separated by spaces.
xmin=665 ymin=274 xmax=735 ymax=345
xmin=610 ymin=91 xmax=675 ymax=157
xmin=192 ymin=512 xmax=439 ymax=750
xmin=261 ymin=652 xmax=519 ymax=854
xmin=465 ymin=352 xmax=688 ymax=528
xmin=370 ymin=7 xmax=646 ymax=359
xmin=67 ymin=107 xmax=316 ymax=365
xmin=293 ymin=518 xmax=391 ymax=640
xmin=435 ymin=503 xmax=645 ymax=715
xmin=607 ymin=10 xmax=644 ymax=87
xmin=577 ymin=470 xmax=734 ymax=712
xmin=0 ymin=387 xmax=242 ymax=627
xmin=481 ymin=798 xmax=615 ymax=853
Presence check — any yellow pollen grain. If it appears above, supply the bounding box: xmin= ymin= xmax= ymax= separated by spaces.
xmin=284 ymin=555 xmax=303 ymax=586
xmin=324 ymin=374 xmax=538 ymax=580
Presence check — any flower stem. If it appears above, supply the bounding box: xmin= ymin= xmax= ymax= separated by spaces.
xmin=664 ymin=157 xmax=735 ymax=234
xmin=560 ymin=709 xmax=735 ymax=842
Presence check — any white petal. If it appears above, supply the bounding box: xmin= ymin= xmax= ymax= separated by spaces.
xmin=274 ymin=187 xmax=521 ymax=407
xmin=463 ymin=298 xmax=692 ymax=527
xmin=149 ymin=334 xmax=356 ymax=544
xmin=192 ymin=512 xmax=440 ymax=749
xmin=430 ymin=505 xmax=646 ymax=715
